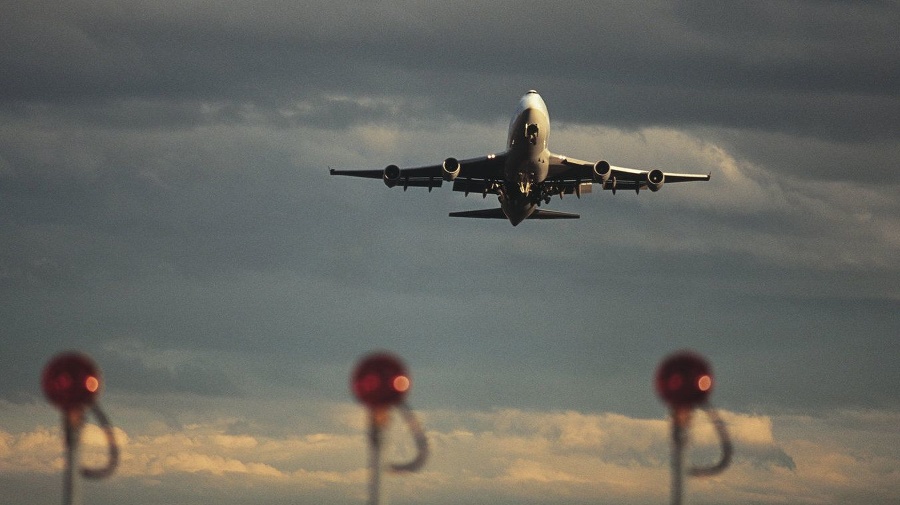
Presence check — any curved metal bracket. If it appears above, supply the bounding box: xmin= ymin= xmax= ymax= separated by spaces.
xmin=79 ymin=404 xmax=119 ymax=479
xmin=365 ymin=402 xmax=429 ymax=505
xmin=388 ymin=402 xmax=429 ymax=473
xmin=687 ymin=404 xmax=732 ymax=477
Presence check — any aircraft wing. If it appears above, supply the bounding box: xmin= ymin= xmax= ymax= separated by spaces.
xmin=451 ymin=154 xmax=507 ymax=180
xmin=548 ymin=153 xmax=710 ymax=192
xmin=330 ymin=154 xmax=506 ymax=191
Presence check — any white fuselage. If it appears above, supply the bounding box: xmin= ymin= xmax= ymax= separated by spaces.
xmin=500 ymin=91 xmax=552 ymax=225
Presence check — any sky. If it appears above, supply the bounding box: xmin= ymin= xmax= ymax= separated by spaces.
xmin=1 ymin=0 xmax=898 ymax=503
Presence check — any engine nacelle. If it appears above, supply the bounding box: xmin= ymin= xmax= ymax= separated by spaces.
xmin=442 ymin=157 xmax=461 ymax=181
xmin=383 ymin=165 xmax=401 ymax=188
xmin=646 ymin=169 xmax=664 ymax=192
xmin=593 ymin=160 xmax=611 ymax=183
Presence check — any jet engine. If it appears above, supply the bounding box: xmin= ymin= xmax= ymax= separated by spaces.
xmin=646 ymin=169 xmax=664 ymax=192
xmin=383 ymin=165 xmax=401 ymax=188
xmin=593 ymin=160 xmax=611 ymax=183
xmin=442 ymin=157 xmax=461 ymax=181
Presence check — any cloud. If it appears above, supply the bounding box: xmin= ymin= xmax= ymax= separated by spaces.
xmin=2 ymin=0 xmax=897 ymax=141
xmin=547 ymin=124 xmax=900 ymax=285
xmin=2 ymin=405 xmax=896 ymax=504
xmin=1 ymin=107 xmax=896 ymax=417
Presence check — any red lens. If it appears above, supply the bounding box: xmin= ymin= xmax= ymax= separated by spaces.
xmin=655 ymin=351 xmax=713 ymax=410
xmin=351 ymin=352 xmax=410 ymax=409
xmin=42 ymin=352 xmax=101 ymax=411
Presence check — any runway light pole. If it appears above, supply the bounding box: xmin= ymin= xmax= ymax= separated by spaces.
xmin=351 ymin=352 xmax=428 ymax=505
xmin=655 ymin=351 xmax=732 ymax=505
xmin=42 ymin=352 xmax=119 ymax=505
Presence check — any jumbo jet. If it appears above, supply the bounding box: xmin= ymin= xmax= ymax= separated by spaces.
xmin=330 ymin=91 xmax=710 ymax=226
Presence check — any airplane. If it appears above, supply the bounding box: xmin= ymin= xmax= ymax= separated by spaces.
xmin=330 ymin=91 xmax=710 ymax=226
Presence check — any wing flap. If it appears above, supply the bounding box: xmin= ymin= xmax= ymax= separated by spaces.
xmin=452 ymin=178 xmax=500 ymax=195
xmin=541 ymin=180 xmax=593 ymax=197
xmin=396 ymin=178 xmax=443 ymax=190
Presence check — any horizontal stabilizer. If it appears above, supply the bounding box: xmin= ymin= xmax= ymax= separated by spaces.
xmin=449 ymin=208 xmax=507 ymax=219
xmin=530 ymin=209 xmax=580 ymax=219
xmin=449 ymin=208 xmax=580 ymax=220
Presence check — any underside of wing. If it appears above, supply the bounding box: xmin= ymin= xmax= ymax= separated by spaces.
xmin=654 ymin=172 xmax=712 ymax=183
xmin=547 ymin=154 xmax=604 ymax=181
xmin=330 ymin=165 xmax=444 ymax=191
xmin=454 ymin=154 xmax=507 ymax=180
xmin=330 ymin=153 xmax=506 ymax=192
xmin=452 ymin=178 xmax=503 ymax=196
xmin=547 ymin=153 xmax=709 ymax=193
xmin=601 ymin=166 xmax=710 ymax=193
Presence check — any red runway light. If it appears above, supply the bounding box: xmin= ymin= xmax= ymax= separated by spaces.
xmin=351 ymin=352 xmax=410 ymax=409
xmin=42 ymin=352 xmax=102 ymax=411
xmin=655 ymin=351 xmax=713 ymax=410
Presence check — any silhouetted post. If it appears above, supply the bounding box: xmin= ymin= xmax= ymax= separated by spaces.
xmin=351 ymin=352 xmax=429 ymax=505
xmin=668 ymin=409 xmax=693 ymax=505
xmin=366 ymin=409 xmax=386 ymax=505
xmin=42 ymin=352 xmax=119 ymax=505
xmin=63 ymin=409 xmax=82 ymax=505
xmin=655 ymin=351 xmax=732 ymax=505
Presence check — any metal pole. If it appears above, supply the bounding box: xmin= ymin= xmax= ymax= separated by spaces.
xmin=367 ymin=411 xmax=384 ymax=505
xmin=63 ymin=410 xmax=84 ymax=505
xmin=670 ymin=415 xmax=687 ymax=505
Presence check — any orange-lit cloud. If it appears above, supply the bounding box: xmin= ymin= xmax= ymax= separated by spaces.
xmin=1 ymin=406 xmax=897 ymax=504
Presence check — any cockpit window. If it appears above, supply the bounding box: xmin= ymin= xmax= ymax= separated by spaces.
xmin=525 ymin=123 xmax=539 ymax=145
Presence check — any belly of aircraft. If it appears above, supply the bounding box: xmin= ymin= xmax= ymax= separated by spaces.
xmin=504 ymin=150 xmax=550 ymax=195
xmin=506 ymin=104 xmax=550 ymax=186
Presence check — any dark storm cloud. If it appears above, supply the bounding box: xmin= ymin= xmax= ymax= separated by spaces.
xmin=2 ymin=0 xmax=897 ymax=137
xmin=2 ymin=0 xmax=895 ymax=200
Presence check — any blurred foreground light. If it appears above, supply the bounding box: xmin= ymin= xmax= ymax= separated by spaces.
xmin=42 ymin=352 xmax=102 ymax=412
xmin=655 ymin=351 xmax=713 ymax=411
xmin=351 ymin=352 xmax=410 ymax=410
